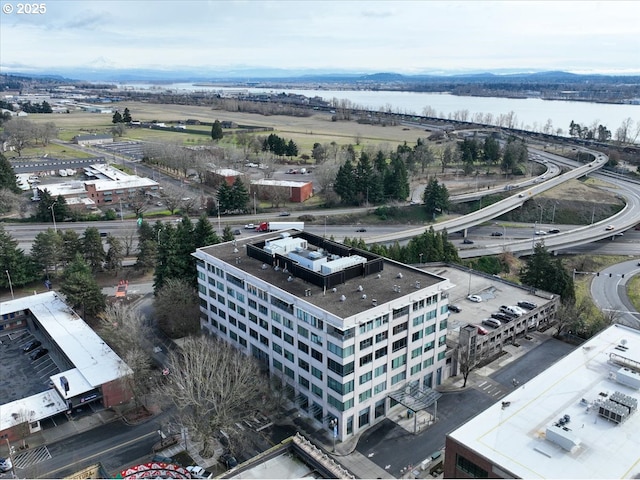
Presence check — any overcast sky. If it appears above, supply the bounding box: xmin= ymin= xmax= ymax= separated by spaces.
xmin=2 ymin=0 xmax=639 ymax=75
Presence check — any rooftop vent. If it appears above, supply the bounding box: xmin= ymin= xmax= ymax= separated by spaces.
xmin=261 ymin=264 xmax=269 ymax=270
xmin=362 ymin=294 xmax=367 ymax=300
xmin=357 ymin=285 xmax=363 ymax=292
xmin=340 ymin=295 xmax=346 ymax=302
xmin=415 ymin=281 xmax=421 ymax=289
xmin=287 ymin=276 xmax=294 ymax=282
xmin=372 ymin=299 xmax=377 ymax=306
xmin=377 ymin=274 xmax=381 ymax=279
xmin=332 ymin=288 xmax=337 ymax=293
xmin=274 ymin=266 xmax=280 ymax=271
xmin=397 ymin=272 xmax=403 ymax=279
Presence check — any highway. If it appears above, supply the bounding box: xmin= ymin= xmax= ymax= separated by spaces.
xmin=591 ymin=259 xmax=640 ymax=330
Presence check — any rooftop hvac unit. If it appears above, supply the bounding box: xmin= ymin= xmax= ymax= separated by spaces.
xmin=614 ymin=367 xmax=640 ymax=390
xmin=546 ymin=424 xmax=581 ymax=452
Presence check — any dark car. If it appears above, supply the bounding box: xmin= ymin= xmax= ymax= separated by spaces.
xmin=30 ymin=348 xmax=49 ymax=361
xmin=356 ymin=228 xmax=367 ymax=232
xmin=279 ymin=211 xmax=291 ymax=217
xmin=232 ymin=229 xmax=241 ymax=235
xmin=463 ymin=238 xmax=474 ymax=244
xmin=448 ymin=305 xmax=462 ymax=313
xmin=220 ymin=453 xmax=238 ymax=469
xmin=548 ymin=228 xmax=560 ymax=234
xmin=518 ymin=300 xmax=537 ymax=310
xmin=490 ymin=231 xmax=503 ymax=236
xmin=23 ymin=340 xmax=42 ymax=353
xmin=491 ymin=312 xmax=513 ymax=322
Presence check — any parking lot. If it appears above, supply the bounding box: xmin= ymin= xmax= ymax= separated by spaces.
xmin=95 ymin=141 xmax=147 ymax=161
xmin=0 ymin=330 xmax=60 ymax=404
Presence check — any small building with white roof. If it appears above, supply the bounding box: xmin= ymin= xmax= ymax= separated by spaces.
xmin=0 ymin=291 xmax=132 ymax=442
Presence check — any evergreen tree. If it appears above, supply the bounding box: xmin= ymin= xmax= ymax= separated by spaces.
xmin=104 ymin=236 xmax=124 ymax=276
xmin=60 ymin=229 xmax=82 ymax=267
xmin=385 ymin=156 xmax=410 ymax=201
xmin=112 ymin=110 xmax=123 ymax=124
xmin=483 ymin=136 xmax=501 ymax=164
xmin=211 ymin=120 xmax=224 ymax=141
xmin=230 ymin=177 xmax=249 ymax=212
xmin=519 ymin=243 xmax=575 ymax=303
xmin=422 ymin=177 xmax=450 ymax=216
xmin=193 ymin=215 xmax=220 ymax=248
xmin=217 ymin=182 xmax=232 ymax=213
xmin=31 ymin=228 xmax=62 ymax=275
xmin=286 ymin=139 xmax=298 ymax=157
xmin=0 ymin=152 xmax=20 ymax=192
xmin=334 ymin=158 xmax=357 ymax=205
xmin=355 ymin=152 xmax=374 ymax=205
xmin=60 ymin=253 xmax=106 ymax=319
xmin=122 ymin=108 xmax=132 ymax=123
xmin=222 ymin=225 xmax=235 ymax=242
xmin=82 ymin=227 xmax=105 ymax=272
xmin=0 ymin=226 xmax=37 ymax=289
xmin=135 ymin=239 xmax=157 ymax=274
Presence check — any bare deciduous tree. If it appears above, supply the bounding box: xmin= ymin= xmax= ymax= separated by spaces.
xmin=98 ymin=303 xmax=154 ymax=408
xmin=3 ymin=118 xmax=35 ymax=156
xmin=160 ymin=336 xmax=276 ymax=456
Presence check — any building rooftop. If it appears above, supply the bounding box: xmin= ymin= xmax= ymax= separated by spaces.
xmin=0 ymin=292 xmax=131 ymax=413
xmin=196 ymin=231 xmax=451 ymax=320
xmin=252 ymin=179 xmax=312 ymax=188
xmin=447 ymin=324 xmax=640 ymax=479
xmin=0 ymin=390 xmax=67 ymax=433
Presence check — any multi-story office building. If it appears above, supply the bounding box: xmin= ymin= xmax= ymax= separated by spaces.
xmin=194 ymin=230 xmax=453 ymax=441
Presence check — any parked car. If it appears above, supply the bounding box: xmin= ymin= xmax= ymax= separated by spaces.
xmin=23 ymin=340 xmax=42 ymax=353
xmin=219 ymin=453 xmax=238 ymax=469
xmin=448 ymin=304 xmax=462 ymax=313
xmin=186 ymin=465 xmax=212 ymax=478
xmin=518 ymin=300 xmax=538 ymax=310
xmin=491 ymin=312 xmax=512 ymax=322
xmin=482 ymin=318 xmax=501 ymax=329
xmin=462 ymin=238 xmax=474 ymax=244
xmin=467 ymin=294 xmax=482 ymax=303
xmin=477 ymin=326 xmax=489 ymax=335
xmin=30 ymin=348 xmax=49 ymax=361
xmin=279 ymin=211 xmax=291 ymax=217
xmin=490 ymin=231 xmax=503 ymax=237
xmin=0 ymin=457 xmax=12 ymax=473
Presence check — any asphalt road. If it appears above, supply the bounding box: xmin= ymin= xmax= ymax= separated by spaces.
xmin=21 ymin=410 xmax=172 ymax=479
xmin=591 ymin=258 xmax=640 ymax=329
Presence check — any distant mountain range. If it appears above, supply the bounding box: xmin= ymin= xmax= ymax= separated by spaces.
xmin=3 ymin=68 xmax=640 ymax=85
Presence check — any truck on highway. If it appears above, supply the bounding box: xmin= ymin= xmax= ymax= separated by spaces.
xmin=255 ymin=221 xmax=304 ymax=232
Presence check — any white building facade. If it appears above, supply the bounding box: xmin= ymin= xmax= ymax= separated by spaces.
xmin=193 ymin=231 xmax=453 ymax=441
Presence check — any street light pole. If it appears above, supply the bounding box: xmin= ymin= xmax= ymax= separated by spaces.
xmin=253 ymin=191 xmax=257 ymax=215
xmin=6 ymin=270 xmax=14 ymax=300
xmin=50 ymin=201 xmax=57 ymax=232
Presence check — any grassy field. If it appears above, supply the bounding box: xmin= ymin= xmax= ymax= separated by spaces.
xmin=628 ymin=275 xmax=640 ymax=312
xmin=23 ymin=102 xmax=435 ymax=155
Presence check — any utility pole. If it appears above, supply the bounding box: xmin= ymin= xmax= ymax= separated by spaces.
xmin=50 ymin=201 xmax=57 ymax=233
xmin=5 ymin=270 xmax=14 ymax=300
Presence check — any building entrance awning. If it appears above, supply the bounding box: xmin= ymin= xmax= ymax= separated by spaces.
xmin=388 ymin=383 xmax=442 ymax=412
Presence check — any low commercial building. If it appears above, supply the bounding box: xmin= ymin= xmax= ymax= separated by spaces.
xmin=444 ymin=323 xmax=640 ymax=479
xmin=0 ymin=292 xmax=132 ymax=442
xmin=251 ymin=179 xmax=313 ymax=203
xmin=194 ymin=231 xmax=454 ymax=442
xmin=73 ymin=134 xmax=114 ymax=145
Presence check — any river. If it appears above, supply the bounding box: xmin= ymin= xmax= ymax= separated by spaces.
xmin=119 ymin=83 xmax=640 ymax=138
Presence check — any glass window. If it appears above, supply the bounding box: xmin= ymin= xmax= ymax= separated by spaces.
xmin=360 ymin=337 xmax=373 ymax=349
xmin=359 ymin=371 xmax=372 ymax=385
xmin=359 ymin=389 xmax=372 ymax=403
xmin=359 ymin=353 xmax=373 ymax=367
xmin=392 ymin=354 xmax=407 ymax=369
xmin=374 ymin=364 xmax=387 ymax=377
xmin=392 ymin=322 xmax=408 ymax=335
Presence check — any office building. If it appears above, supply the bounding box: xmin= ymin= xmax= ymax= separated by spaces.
xmin=194 ymin=230 xmax=453 ymax=441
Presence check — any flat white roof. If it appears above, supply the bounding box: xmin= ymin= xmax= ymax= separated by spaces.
xmin=252 ymin=179 xmax=311 ymax=188
xmin=1 ymin=291 xmax=132 ymax=392
xmin=448 ymin=324 xmax=640 ymax=479
xmin=0 ymin=390 xmax=67 ymax=432
xmin=214 ymin=168 xmax=242 ymax=176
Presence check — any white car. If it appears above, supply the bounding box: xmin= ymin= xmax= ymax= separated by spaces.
xmin=0 ymin=457 xmax=12 ymax=473
xmin=244 ymin=223 xmax=255 ymax=229
xmin=467 ymin=294 xmax=482 ymax=303
xmin=186 ymin=465 xmax=210 ymax=479
xmin=535 ymin=230 xmax=547 ymax=235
